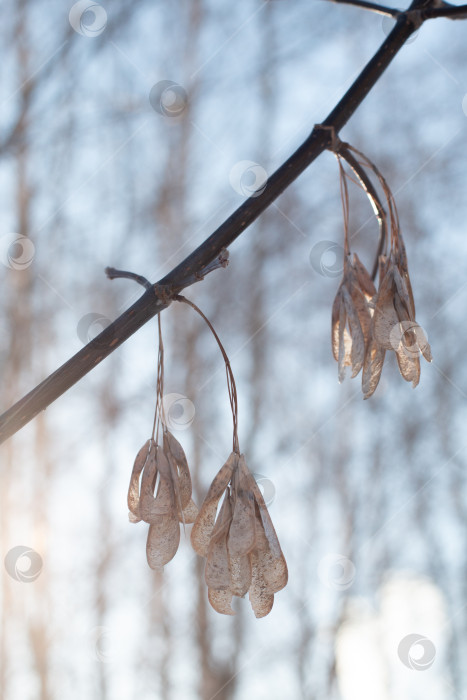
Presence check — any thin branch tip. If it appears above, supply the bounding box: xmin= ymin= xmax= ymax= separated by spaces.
xmin=105 ymin=266 xmax=153 ymax=291
xmin=327 ymin=0 xmax=400 ymax=18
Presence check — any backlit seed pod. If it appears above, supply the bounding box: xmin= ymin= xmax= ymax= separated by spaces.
xmin=128 ymin=430 xmax=198 ymax=569
xmin=191 ymin=452 xmax=288 ymax=618
xmin=332 ymin=255 xmax=375 ymax=382
xmin=364 ymin=250 xmax=432 ymax=398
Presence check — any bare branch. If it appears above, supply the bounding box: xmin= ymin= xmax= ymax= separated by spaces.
xmin=0 ymin=0 xmax=463 ymax=445
xmin=326 ymin=0 xmax=467 ymax=21
xmin=421 ymin=3 xmax=467 ymax=19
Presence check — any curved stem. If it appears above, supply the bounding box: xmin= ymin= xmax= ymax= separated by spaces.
xmin=175 ymin=295 xmax=239 ymax=455
xmin=338 ymin=144 xmax=388 ymax=279
xmin=151 ymin=315 xmax=165 ymax=442
xmin=337 ymin=157 xmax=352 ymax=257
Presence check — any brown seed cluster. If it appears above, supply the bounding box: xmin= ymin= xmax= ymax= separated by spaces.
xmin=128 ymin=442 xmax=287 ymax=617
xmin=331 ymin=144 xmax=432 ymax=398
xmin=191 ymin=452 xmax=288 ymax=618
xmin=128 ymin=303 xmax=287 ymax=618
xmin=364 ymin=242 xmax=432 ymax=398
xmin=128 ymin=431 xmax=198 ymax=568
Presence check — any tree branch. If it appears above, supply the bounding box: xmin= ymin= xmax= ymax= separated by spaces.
xmin=421 ymin=3 xmax=467 ymax=19
xmin=326 ymin=0 xmax=467 ymax=21
xmin=326 ymin=0 xmax=400 ymax=18
xmin=0 ymin=0 xmax=462 ymax=444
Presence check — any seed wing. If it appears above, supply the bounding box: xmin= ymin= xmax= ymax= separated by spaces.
xmin=332 ymin=287 xmax=343 ymax=362
xmin=230 ymin=555 xmax=252 ymax=597
xmin=191 ymin=452 xmax=238 ymax=557
xmin=128 ymin=439 xmax=154 ymax=521
xmin=342 ymin=286 xmax=365 ymax=378
xmin=352 ymin=253 xmax=376 ymax=298
xmin=208 ymin=588 xmax=235 ymax=616
xmin=362 ymin=334 xmax=386 ymax=399
xmin=179 ymin=498 xmax=199 ymax=524
xmin=164 ymin=431 xmax=192 ymax=510
xmin=139 ymin=448 xmax=160 ymax=523
xmin=205 ymin=493 xmax=233 ymax=590
xmin=249 ymin=552 xmax=274 ymax=619
xmin=338 ymin=300 xmax=351 ymax=383
xmin=228 ymin=458 xmax=256 ymax=558
xmin=396 ymin=347 xmax=421 ymax=388
xmin=146 ymin=509 xmax=180 ymax=569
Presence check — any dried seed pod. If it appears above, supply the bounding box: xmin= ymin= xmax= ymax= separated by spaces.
xmin=396 ymin=347 xmax=420 ymax=388
xmin=128 ymin=429 xmax=197 ymax=570
xmin=228 ymin=461 xmax=256 ymax=558
xmin=191 ymin=452 xmax=287 ymax=618
xmin=249 ymin=551 xmax=274 ymax=619
xmin=331 ymin=145 xmax=432 ymax=398
xmin=367 ymin=254 xmax=432 ymax=395
xmin=139 ymin=447 xmax=160 ymax=523
xmin=146 ymin=509 xmax=180 ymax=569
xmin=174 ymin=294 xmax=287 ymax=618
xmin=362 ymin=335 xmax=386 ymax=399
xmin=230 ymin=555 xmax=252 ymax=597
xmin=332 ymin=256 xmax=374 ymax=382
xmin=179 ymin=498 xmax=199 ymax=524
xmin=342 ymin=286 xmax=365 ymax=378
xmin=163 ymin=431 xmax=192 ymax=511
xmin=353 ymin=252 xmax=376 ymax=299
xmin=208 ymin=588 xmax=235 ymax=616
xmin=126 ymin=312 xmax=201 ymax=574
xmin=191 ymin=452 xmax=238 ymax=558
xmin=336 ymin=292 xmax=352 ymax=383
xmin=251 ymin=508 xmax=288 ymax=596
xmin=205 ymin=495 xmax=233 ymax=591
xmin=128 ymin=440 xmax=155 ymax=522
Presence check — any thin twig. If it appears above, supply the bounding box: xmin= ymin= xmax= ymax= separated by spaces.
xmin=105 ymin=267 xmax=152 ymax=291
xmin=327 ymin=0 xmax=400 ymax=17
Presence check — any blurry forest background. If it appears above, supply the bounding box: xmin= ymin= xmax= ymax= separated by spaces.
xmin=1 ymin=1 xmax=467 ymax=698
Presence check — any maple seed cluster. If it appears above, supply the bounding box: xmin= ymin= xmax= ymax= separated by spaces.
xmin=128 ymin=433 xmax=198 ymax=568
xmin=127 ymin=303 xmax=287 ymax=618
xmin=191 ymin=451 xmax=288 ymax=617
xmin=331 ymin=144 xmax=432 ymax=398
